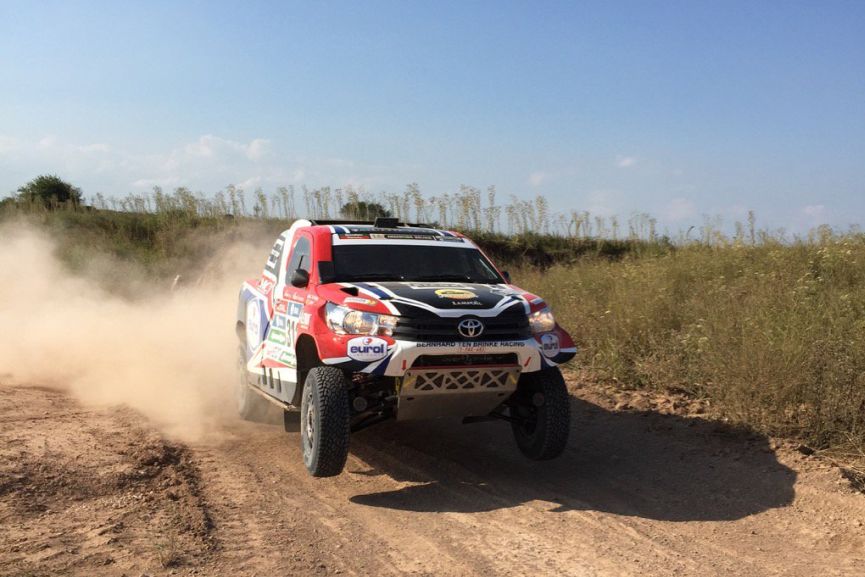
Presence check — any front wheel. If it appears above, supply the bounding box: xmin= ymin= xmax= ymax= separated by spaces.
xmin=510 ymin=368 xmax=571 ymax=460
xmin=300 ymin=367 xmax=350 ymax=477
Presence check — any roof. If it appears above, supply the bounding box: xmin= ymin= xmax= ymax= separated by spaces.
xmin=286 ymin=218 xmax=461 ymax=237
xmin=278 ymin=219 xmax=470 ymax=251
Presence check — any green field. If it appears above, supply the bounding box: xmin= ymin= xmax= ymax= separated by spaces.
xmin=3 ymin=192 xmax=864 ymax=462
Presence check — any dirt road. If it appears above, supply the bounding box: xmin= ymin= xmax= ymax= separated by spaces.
xmin=2 ymin=380 xmax=864 ymax=577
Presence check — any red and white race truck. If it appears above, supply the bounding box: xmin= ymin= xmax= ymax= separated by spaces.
xmin=236 ymin=218 xmax=577 ymax=476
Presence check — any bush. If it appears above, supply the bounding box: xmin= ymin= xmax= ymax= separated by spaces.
xmin=16 ymin=175 xmax=82 ymax=208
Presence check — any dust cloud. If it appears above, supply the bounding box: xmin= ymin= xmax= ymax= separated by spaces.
xmin=0 ymin=222 xmax=266 ymax=440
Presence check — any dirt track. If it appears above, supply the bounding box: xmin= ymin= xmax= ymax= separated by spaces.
xmin=2 ymin=380 xmax=864 ymax=577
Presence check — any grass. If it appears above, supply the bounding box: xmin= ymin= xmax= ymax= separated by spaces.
xmin=3 ymin=189 xmax=864 ymax=456
xmin=518 ymin=237 xmax=865 ymax=452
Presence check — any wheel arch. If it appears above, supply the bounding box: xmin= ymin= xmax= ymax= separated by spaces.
xmin=293 ymin=334 xmax=323 ymax=406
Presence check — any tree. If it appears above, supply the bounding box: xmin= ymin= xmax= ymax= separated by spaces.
xmin=339 ymin=200 xmax=391 ymax=220
xmin=17 ymin=175 xmax=82 ymax=207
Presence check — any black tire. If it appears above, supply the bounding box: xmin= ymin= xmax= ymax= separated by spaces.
xmin=510 ymin=367 xmax=571 ymax=460
xmin=300 ymin=367 xmax=350 ymax=477
xmin=236 ymin=344 xmax=270 ymax=422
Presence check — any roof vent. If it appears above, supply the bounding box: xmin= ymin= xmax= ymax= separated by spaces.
xmin=373 ymin=217 xmax=399 ymax=228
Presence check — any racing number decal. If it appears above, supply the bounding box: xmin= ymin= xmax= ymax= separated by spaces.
xmin=266 ymin=301 xmax=303 ymax=367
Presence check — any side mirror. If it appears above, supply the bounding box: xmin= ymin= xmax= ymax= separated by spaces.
xmin=290 ymin=268 xmax=310 ymax=288
xmin=501 ymin=270 xmax=511 ymax=284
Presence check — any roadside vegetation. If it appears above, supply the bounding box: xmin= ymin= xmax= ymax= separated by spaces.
xmin=3 ymin=178 xmax=864 ymax=459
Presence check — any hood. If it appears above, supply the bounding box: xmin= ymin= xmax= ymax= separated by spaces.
xmin=341 ymin=281 xmax=531 ymax=317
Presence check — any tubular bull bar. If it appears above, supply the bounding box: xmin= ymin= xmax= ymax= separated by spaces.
xmin=395 ymin=365 xmax=521 ymax=420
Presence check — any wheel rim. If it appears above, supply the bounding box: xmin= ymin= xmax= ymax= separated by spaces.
xmin=304 ymin=388 xmax=316 ymax=452
xmin=516 ymin=405 xmax=539 ymax=436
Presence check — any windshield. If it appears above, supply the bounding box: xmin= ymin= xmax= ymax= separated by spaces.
xmin=331 ymin=244 xmax=503 ymax=283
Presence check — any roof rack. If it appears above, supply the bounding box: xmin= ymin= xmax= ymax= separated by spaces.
xmin=308 ymin=219 xmax=437 ymax=229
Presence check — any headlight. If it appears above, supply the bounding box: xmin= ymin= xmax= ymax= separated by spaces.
xmin=529 ymin=307 xmax=556 ymax=334
xmin=325 ymin=302 xmax=398 ymax=336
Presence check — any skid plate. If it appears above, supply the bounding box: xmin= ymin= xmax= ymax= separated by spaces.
xmin=396 ymin=365 xmax=520 ymax=420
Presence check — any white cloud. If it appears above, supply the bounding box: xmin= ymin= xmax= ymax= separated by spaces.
xmin=616 ymin=155 xmax=637 ymax=168
xmin=801 ymin=204 xmax=826 ymax=218
xmin=528 ymin=171 xmax=546 ymax=187
xmin=237 ymin=175 xmax=264 ymax=190
xmin=0 ymin=134 xmax=412 ymax=198
xmin=663 ymin=197 xmax=697 ymax=222
xmin=584 ymin=189 xmax=623 ymax=217
xmin=0 ymin=135 xmax=19 ymax=154
xmin=798 ymin=204 xmax=830 ymax=228
xmin=246 ymin=138 xmax=270 ymax=162
xmin=76 ymin=143 xmax=111 ymax=153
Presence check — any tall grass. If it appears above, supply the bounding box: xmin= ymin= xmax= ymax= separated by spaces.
xmin=82 ymin=184 xmax=670 ymax=240
xmin=519 ymin=236 xmax=865 ymax=451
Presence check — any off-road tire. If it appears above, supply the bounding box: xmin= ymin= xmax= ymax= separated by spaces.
xmin=300 ymin=367 xmax=350 ymax=477
xmin=510 ymin=367 xmax=570 ymax=460
xmin=236 ymin=344 xmax=270 ymax=422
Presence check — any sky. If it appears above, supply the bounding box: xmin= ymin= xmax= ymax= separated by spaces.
xmin=1 ymin=0 xmax=864 ymax=232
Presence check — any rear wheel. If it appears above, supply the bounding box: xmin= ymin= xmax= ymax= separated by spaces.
xmin=300 ymin=367 xmax=350 ymax=477
xmin=236 ymin=344 xmax=270 ymax=422
xmin=510 ymin=367 xmax=571 ymax=460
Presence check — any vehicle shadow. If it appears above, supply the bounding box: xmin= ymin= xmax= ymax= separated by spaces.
xmin=348 ymin=396 xmax=797 ymax=522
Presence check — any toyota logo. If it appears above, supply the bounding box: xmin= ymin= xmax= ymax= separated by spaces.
xmin=457 ymin=318 xmax=484 ymax=338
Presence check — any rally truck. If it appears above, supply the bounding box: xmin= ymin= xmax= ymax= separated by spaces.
xmin=236 ymin=218 xmax=577 ymax=476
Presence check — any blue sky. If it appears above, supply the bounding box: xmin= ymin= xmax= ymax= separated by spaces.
xmin=1 ymin=0 xmax=863 ymax=232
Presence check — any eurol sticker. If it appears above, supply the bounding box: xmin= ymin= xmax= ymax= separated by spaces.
xmin=540 ymin=333 xmax=560 ymax=358
xmin=347 ymin=336 xmax=388 ymax=362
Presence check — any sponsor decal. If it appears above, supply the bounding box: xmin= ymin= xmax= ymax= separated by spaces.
xmin=457 ymin=343 xmax=488 ymax=354
xmin=278 ymin=350 xmax=297 ymax=366
xmin=263 ymin=234 xmax=286 ymax=278
xmin=347 ymin=336 xmax=388 ymax=362
xmin=369 ymin=233 xmax=440 ymax=240
xmin=305 ymin=294 xmax=319 ymax=305
xmin=298 ymin=312 xmax=311 ymax=328
xmin=267 ymin=328 xmax=287 ymax=345
xmin=246 ymin=301 xmax=261 ymax=347
xmin=287 ymin=302 xmax=303 ymax=317
xmin=275 ymin=301 xmax=287 ymax=313
xmin=264 ymin=343 xmax=283 ymax=359
xmin=259 ymin=279 xmax=274 ymax=293
xmin=496 ymin=341 xmax=527 ymax=348
xmin=435 ymin=288 xmax=476 ymax=300
xmin=407 ymin=282 xmax=467 ymax=289
xmin=412 ymin=340 xmax=527 ymax=349
xmin=344 ymin=296 xmax=377 ymax=306
xmin=489 ymin=286 xmax=520 ymax=297
xmin=540 ymin=333 xmax=560 ymax=358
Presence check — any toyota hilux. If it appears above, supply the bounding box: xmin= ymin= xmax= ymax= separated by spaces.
xmin=236 ymin=218 xmax=576 ymax=476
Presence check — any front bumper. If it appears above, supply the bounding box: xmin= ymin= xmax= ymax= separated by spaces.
xmin=320 ymin=327 xmax=576 ymax=375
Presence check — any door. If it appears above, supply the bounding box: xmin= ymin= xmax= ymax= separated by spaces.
xmin=261 ymin=233 xmax=312 ymax=401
